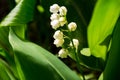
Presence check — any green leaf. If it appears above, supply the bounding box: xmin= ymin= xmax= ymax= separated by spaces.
xmin=0 ymin=48 xmax=19 ymax=80
xmin=98 ymin=73 xmax=103 ymax=80
xmin=0 ymin=59 xmax=17 ymax=80
xmin=9 ymin=28 xmax=81 ymax=80
xmin=0 ymin=60 xmax=11 ymax=80
xmin=103 ymin=18 xmax=120 ymax=80
xmin=0 ymin=0 xmax=36 ymax=27
xmin=87 ymin=0 xmax=120 ymax=60
xmin=0 ymin=27 xmax=12 ymax=53
xmin=79 ymin=55 xmax=105 ymax=71
xmin=0 ymin=0 xmax=36 ymax=51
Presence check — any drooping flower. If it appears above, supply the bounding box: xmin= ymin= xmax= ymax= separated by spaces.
xmin=50 ymin=20 xmax=60 ymax=30
xmin=68 ymin=22 xmax=77 ymax=31
xmin=59 ymin=6 xmax=67 ymax=16
xmin=53 ymin=39 xmax=64 ymax=47
xmin=70 ymin=39 xmax=79 ymax=49
xmin=50 ymin=4 xmax=60 ymax=13
xmin=50 ymin=13 xmax=60 ymax=20
xmin=53 ymin=30 xmax=64 ymax=39
xmin=58 ymin=49 xmax=68 ymax=58
xmin=59 ymin=17 xmax=67 ymax=26
xmin=80 ymin=48 xmax=91 ymax=56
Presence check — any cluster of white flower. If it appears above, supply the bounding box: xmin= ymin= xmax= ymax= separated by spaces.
xmin=50 ymin=4 xmax=67 ymax=29
xmin=50 ymin=4 xmax=79 ymax=58
xmin=53 ymin=30 xmax=64 ymax=47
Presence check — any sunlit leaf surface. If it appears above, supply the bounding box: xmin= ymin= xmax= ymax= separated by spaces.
xmin=9 ymin=29 xmax=81 ymax=80
xmin=0 ymin=0 xmax=36 ymax=27
xmin=88 ymin=0 xmax=120 ymax=60
xmin=104 ymin=18 xmax=120 ymax=80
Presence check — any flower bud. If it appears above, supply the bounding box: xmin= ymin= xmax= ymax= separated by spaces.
xmin=59 ymin=6 xmax=67 ymax=16
xmin=50 ymin=13 xmax=60 ymax=20
xmin=50 ymin=20 xmax=60 ymax=30
xmin=58 ymin=49 xmax=68 ymax=58
xmin=80 ymin=48 xmax=91 ymax=56
xmin=50 ymin=4 xmax=60 ymax=13
xmin=59 ymin=17 xmax=67 ymax=26
xmin=53 ymin=30 xmax=63 ymax=39
xmin=54 ymin=39 xmax=64 ymax=47
xmin=68 ymin=22 xmax=77 ymax=31
xmin=70 ymin=39 xmax=79 ymax=49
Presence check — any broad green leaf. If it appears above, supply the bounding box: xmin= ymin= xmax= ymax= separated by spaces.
xmin=0 ymin=27 xmax=12 ymax=53
xmin=0 ymin=60 xmax=11 ymax=80
xmin=87 ymin=0 xmax=120 ymax=60
xmin=0 ymin=0 xmax=36 ymax=27
xmin=0 ymin=59 xmax=17 ymax=80
xmin=0 ymin=0 xmax=36 ymax=50
xmin=98 ymin=73 xmax=103 ymax=80
xmin=0 ymin=48 xmax=19 ymax=80
xmin=9 ymin=28 xmax=81 ymax=80
xmin=103 ymin=18 xmax=120 ymax=80
xmin=79 ymin=55 xmax=105 ymax=71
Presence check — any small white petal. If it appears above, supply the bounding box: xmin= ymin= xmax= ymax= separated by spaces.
xmin=53 ymin=30 xmax=63 ymax=39
xmin=59 ymin=17 xmax=67 ymax=26
xmin=50 ymin=13 xmax=60 ymax=20
xmin=80 ymin=48 xmax=91 ymax=56
xmin=68 ymin=22 xmax=77 ymax=31
xmin=70 ymin=39 xmax=79 ymax=49
xmin=59 ymin=6 xmax=67 ymax=16
xmin=50 ymin=4 xmax=60 ymax=13
xmin=58 ymin=49 xmax=68 ymax=58
xmin=54 ymin=39 xmax=64 ymax=47
xmin=50 ymin=20 xmax=60 ymax=29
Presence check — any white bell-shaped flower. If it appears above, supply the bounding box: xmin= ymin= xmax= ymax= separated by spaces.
xmin=58 ymin=49 xmax=68 ymax=58
xmin=50 ymin=20 xmax=60 ymax=30
xmin=80 ymin=48 xmax=91 ymax=56
xmin=70 ymin=39 xmax=79 ymax=49
xmin=59 ymin=17 xmax=67 ymax=26
xmin=59 ymin=6 xmax=67 ymax=16
xmin=68 ymin=22 xmax=77 ymax=31
xmin=53 ymin=39 xmax=64 ymax=47
xmin=50 ymin=13 xmax=60 ymax=20
xmin=50 ymin=4 xmax=60 ymax=13
xmin=53 ymin=30 xmax=63 ymax=39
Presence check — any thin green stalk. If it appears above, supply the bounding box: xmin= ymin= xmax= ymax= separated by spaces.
xmin=70 ymin=38 xmax=85 ymax=80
